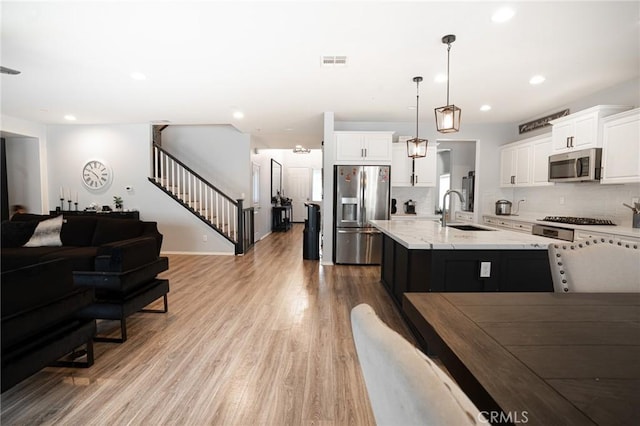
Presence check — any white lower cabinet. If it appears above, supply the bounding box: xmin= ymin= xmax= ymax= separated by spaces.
xmin=483 ymin=216 xmax=513 ymax=230
xmin=454 ymin=211 xmax=474 ymax=222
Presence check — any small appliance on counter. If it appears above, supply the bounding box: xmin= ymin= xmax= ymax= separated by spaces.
xmin=404 ymin=199 xmax=416 ymax=214
xmin=391 ymin=198 xmax=397 ymax=214
xmin=495 ymin=200 xmax=512 ymax=215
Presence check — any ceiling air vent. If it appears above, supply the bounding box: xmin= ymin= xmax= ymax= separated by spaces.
xmin=321 ymin=56 xmax=347 ymax=67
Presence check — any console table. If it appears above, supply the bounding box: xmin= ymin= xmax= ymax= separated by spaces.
xmin=272 ymin=205 xmax=292 ymax=232
xmin=50 ymin=210 xmax=140 ymax=220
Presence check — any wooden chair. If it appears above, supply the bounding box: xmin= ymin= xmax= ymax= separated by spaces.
xmin=548 ymin=239 xmax=640 ymax=293
xmin=350 ymin=303 xmax=484 ymax=426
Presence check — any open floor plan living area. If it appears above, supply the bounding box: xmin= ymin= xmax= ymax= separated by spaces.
xmin=2 ymin=1 xmax=639 ymax=425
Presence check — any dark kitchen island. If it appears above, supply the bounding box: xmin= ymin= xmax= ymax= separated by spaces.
xmin=370 ymin=219 xmax=556 ymax=306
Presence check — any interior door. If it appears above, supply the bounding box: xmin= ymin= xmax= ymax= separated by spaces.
xmin=285 ymin=167 xmax=311 ymax=222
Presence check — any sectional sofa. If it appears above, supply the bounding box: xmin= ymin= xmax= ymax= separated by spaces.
xmin=1 ymin=213 xmax=170 ymax=343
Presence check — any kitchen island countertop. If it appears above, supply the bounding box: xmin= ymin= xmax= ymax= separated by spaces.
xmin=370 ymin=219 xmax=557 ymax=250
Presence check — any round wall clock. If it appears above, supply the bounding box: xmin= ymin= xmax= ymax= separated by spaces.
xmin=82 ymin=159 xmax=112 ymax=190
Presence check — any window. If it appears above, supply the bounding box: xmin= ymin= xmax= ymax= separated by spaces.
xmin=438 ymin=173 xmax=450 ymax=211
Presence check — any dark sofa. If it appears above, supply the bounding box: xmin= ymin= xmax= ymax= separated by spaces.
xmin=1 ymin=258 xmax=96 ymax=392
xmin=1 ymin=213 xmax=170 ymax=343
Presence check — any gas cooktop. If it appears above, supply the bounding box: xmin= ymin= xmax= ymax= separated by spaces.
xmin=540 ymin=216 xmax=616 ymax=226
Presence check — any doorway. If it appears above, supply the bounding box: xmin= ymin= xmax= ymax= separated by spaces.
xmin=285 ymin=167 xmax=311 ymax=222
xmin=435 ymin=140 xmax=477 ymax=215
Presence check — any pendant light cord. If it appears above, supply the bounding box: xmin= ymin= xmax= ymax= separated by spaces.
xmin=415 ymin=78 xmax=420 ymax=139
xmin=446 ymin=42 xmax=451 ymax=105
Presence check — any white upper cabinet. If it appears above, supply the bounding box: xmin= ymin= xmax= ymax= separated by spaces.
xmin=601 ymin=108 xmax=640 ymax=184
xmin=500 ymin=133 xmax=553 ymax=187
xmin=550 ymin=105 xmax=632 ymax=153
xmin=335 ymin=131 xmax=393 ymax=163
xmin=531 ymin=135 xmax=554 ymax=186
xmin=500 ymin=144 xmax=530 ymax=186
xmin=391 ymin=144 xmax=436 ymax=187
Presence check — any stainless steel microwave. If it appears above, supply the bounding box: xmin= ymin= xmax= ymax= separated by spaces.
xmin=548 ymin=148 xmax=602 ymax=182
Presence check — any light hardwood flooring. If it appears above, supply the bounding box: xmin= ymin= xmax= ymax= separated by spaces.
xmin=1 ymin=224 xmax=415 ymax=425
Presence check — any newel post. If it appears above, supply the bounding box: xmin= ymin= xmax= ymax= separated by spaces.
xmin=235 ymin=198 xmax=244 ymax=255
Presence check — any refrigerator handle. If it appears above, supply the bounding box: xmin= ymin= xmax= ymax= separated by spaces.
xmin=360 ymin=169 xmax=366 ymax=226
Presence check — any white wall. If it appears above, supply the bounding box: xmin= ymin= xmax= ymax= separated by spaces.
xmin=5 ymin=137 xmax=42 ymax=214
xmin=161 ymin=125 xmax=250 ymax=199
xmin=45 ymin=124 xmax=235 ymax=254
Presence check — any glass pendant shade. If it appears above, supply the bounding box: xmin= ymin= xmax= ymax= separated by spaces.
xmin=406 ymin=137 xmax=428 ymax=158
xmin=435 ymin=104 xmax=461 ymax=133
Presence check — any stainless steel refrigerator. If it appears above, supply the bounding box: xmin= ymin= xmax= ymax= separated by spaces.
xmin=461 ymin=171 xmax=475 ymax=212
xmin=333 ymin=165 xmax=390 ymax=264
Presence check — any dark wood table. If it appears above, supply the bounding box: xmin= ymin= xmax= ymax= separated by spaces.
xmin=403 ymin=292 xmax=640 ymax=425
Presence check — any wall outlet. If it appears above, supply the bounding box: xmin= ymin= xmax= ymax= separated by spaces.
xmin=202 ymin=234 xmax=207 ymax=242
xmin=480 ymin=262 xmax=491 ymax=278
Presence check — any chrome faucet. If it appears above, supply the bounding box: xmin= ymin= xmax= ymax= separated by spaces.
xmin=442 ymin=190 xmax=464 ymax=227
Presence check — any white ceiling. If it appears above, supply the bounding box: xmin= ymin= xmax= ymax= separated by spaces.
xmin=1 ymin=1 xmax=638 ymax=148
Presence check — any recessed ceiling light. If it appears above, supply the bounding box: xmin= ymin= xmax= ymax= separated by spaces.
xmin=434 ymin=73 xmax=448 ymax=83
xmin=529 ymin=75 xmax=546 ymax=85
xmin=492 ymin=7 xmax=515 ymax=23
xmin=233 ymin=111 xmax=244 ymax=119
xmin=480 ymin=105 xmax=492 ymax=112
xmin=64 ymin=114 xmax=76 ymax=121
xmin=130 ymin=72 xmax=146 ymax=80
xmin=408 ymin=106 xmax=416 ymax=110
xmin=285 ymin=128 xmax=294 ymax=131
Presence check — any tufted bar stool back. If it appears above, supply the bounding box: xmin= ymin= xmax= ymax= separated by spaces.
xmin=547 ymin=238 xmax=640 ymax=293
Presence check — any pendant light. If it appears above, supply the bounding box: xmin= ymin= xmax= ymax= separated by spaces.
xmin=435 ymin=34 xmax=461 ymax=133
xmin=407 ymin=76 xmax=428 ymax=159
xmin=406 ymin=76 xmax=428 ymax=186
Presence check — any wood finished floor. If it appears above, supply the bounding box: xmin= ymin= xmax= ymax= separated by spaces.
xmin=1 ymin=224 xmax=415 ymax=425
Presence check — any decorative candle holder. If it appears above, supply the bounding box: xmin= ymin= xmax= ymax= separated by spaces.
xmin=60 ymin=198 xmax=65 ymax=211
xmin=74 ymin=202 xmax=78 ymax=211
xmin=67 ymin=200 xmax=72 ymax=211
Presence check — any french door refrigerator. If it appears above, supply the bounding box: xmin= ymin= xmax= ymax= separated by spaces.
xmin=333 ymin=165 xmax=390 ymax=264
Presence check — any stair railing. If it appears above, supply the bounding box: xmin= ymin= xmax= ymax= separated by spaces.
xmin=150 ymin=143 xmax=253 ymax=254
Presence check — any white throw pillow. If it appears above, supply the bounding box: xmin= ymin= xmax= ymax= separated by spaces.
xmin=23 ymin=215 xmax=63 ymax=247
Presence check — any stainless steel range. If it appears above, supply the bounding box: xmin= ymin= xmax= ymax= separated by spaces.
xmin=532 ymin=216 xmax=615 ymax=242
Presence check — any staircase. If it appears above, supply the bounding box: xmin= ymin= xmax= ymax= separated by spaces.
xmin=148 ymin=143 xmax=254 ymax=255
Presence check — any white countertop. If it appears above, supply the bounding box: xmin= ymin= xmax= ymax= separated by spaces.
xmin=391 ymin=213 xmax=441 ymax=220
xmin=482 ymin=213 xmax=640 ymax=239
xmin=370 ymin=219 xmax=557 ymax=250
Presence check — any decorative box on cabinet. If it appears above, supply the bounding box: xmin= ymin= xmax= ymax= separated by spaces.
xmin=335 ymin=131 xmax=393 ymax=163
xmin=601 ymin=108 xmax=640 ymax=184
xmin=550 ymin=105 xmax=632 ymax=153
xmin=391 ymin=143 xmax=436 ymax=187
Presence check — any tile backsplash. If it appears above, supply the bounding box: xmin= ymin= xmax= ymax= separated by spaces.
xmin=500 ymin=183 xmax=640 ymax=227
xmin=391 ymin=186 xmax=436 ymax=215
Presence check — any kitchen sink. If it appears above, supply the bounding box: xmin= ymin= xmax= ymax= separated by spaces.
xmin=448 ymin=224 xmax=495 ymax=231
